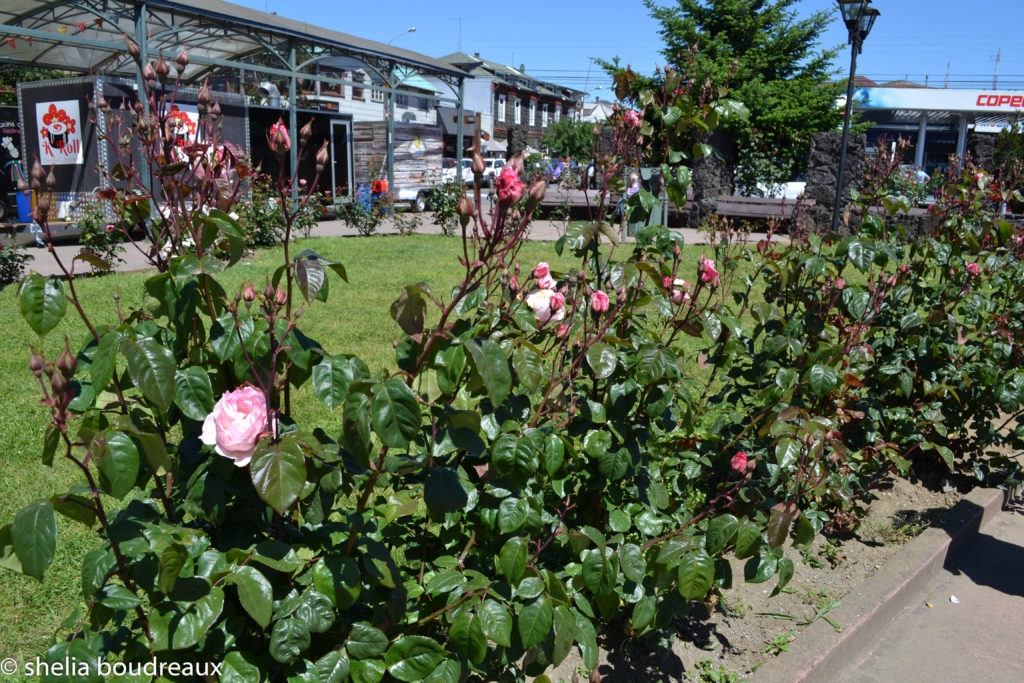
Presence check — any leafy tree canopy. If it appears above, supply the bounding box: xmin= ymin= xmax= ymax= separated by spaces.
xmin=607 ymin=0 xmax=845 ymax=189
xmin=540 ymin=117 xmax=595 ymax=160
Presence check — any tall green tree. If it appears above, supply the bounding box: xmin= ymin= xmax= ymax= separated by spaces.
xmin=540 ymin=118 xmax=595 ymax=160
xmin=624 ymin=0 xmax=843 ymax=190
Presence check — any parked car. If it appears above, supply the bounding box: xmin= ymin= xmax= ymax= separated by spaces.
xmin=441 ymin=159 xmax=472 ymax=184
xmin=483 ymin=158 xmax=506 ymax=186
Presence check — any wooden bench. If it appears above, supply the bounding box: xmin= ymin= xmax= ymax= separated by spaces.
xmin=715 ymin=195 xmax=815 ymax=220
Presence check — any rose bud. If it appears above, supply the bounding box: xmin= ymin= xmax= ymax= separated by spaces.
xmin=275 ymin=286 xmax=287 ymax=306
xmin=472 ymin=151 xmax=485 ymax=178
xmin=56 ymin=345 xmax=77 ymax=378
xmin=155 ymin=56 xmax=170 ymax=83
xmin=300 ymin=119 xmax=314 ymax=144
xmin=126 ymin=38 xmax=141 ymax=61
xmin=29 ymin=352 xmax=44 ymax=376
xmin=50 ymin=370 xmax=68 ymax=396
xmin=176 ymin=47 xmax=189 ymax=74
xmin=526 ymin=179 xmax=546 ymax=213
xmin=210 ymin=100 xmax=222 ymax=119
xmin=264 ymin=282 xmax=275 ymax=300
xmin=457 ymin=196 xmax=475 ymax=228
xmin=242 ymin=284 xmax=256 ymax=303
xmin=17 ymin=178 xmax=28 ymax=194
xmin=730 ymin=451 xmax=748 ymax=472
xmin=142 ymin=62 xmax=158 ymax=87
xmin=549 ymin=291 xmax=565 ymax=312
xmin=198 ymin=81 xmax=211 ymax=113
xmin=591 ymin=290 xmax=610 ymax=313
xmin=315 ymin=141 xmax=329 ymax=174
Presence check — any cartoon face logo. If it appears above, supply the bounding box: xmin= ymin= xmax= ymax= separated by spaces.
xmin=167 ymin=106 xmax=198 ymax=147
xmin=40 ymin=103 xmax=77 ymax=150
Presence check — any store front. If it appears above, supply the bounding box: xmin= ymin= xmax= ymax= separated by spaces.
xmin=854 ymin=87 xmax=1023 ymax=175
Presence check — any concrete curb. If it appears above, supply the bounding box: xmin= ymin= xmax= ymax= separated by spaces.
xmin=753 ymin=486 xmax=1006 ymax=682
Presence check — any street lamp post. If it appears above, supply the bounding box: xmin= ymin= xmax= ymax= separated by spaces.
xmin=386 ymin=27 xmax=416 ymax=44
xmin=832 ymin=1 xmax=879 ymax=232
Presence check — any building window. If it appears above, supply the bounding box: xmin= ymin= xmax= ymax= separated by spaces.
xmin=371 ymin=87 xmax=384 ymax=102
xmin=529 ymin=100 xmax=536 ymax=126
xmin=514 ymin=98 xmax=521 ymax=124
xmin=554 ymin=104 xmax=560 ymax=123
xmin=418 ymin=96 xmax=429 ymax=110
xmin=541 ymin=103 xmax=548 ymax=127
xmin=395 ymin=93 xmax=409 ymax=107
xmin=352 ymin=72 xmax=365 ymax=101
xmin=497 ymin=94 xmax=506 ymax=122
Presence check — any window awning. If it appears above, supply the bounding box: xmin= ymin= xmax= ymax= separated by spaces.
xmin=392 ymin=67 xmax=443 ymax=94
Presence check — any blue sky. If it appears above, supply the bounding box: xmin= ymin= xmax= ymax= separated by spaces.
xmin=238 ymin=0 xmax=1022 ymax=97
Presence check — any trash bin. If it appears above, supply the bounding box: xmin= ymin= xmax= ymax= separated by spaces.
xmin=16 ymin=191 xmax=33 ymax=223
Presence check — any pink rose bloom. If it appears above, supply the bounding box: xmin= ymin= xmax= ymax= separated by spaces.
xmin=556 ymin=324 xmax=569 ymax=337
xmin=624 ymin=110 xmax=641 ymax=127
xmin=699 ymin=255 xmax=720 ymax=286
xmin=534 ymin=262 xmax=551 ymax=280
xmin=886 ymin=274 xmax=897 ymax=286
xmin=966 ymin=262 xmax=980 ymax=276
xmin=268 ymin=120 xmax=291 ymax=154
xmin=662 ymin=276 xmax=673 ymax=289
xmin=537 ymin=273 xmax=556 ymax=290
xmin=495 ymin=166 xmax=524 ymax=204
xmin=1016 ymin=235 xmax=1023 ymax=245
xmin=835 ymin=277 xmax=845 ymax=290
xmin=549 ymin=291 xmax=565 ymax=311
xmin=525 ymin=288 xmax=565 ymax=325
xmin=670 ymin=278 xmax=690 ymax=304
xmin=200 ymin=386 xmax=269 ymax=467
xmin=591 ymin=290 xmax=609 ymax=313
xmin=731 ymin=452 xmax=748 ymax=472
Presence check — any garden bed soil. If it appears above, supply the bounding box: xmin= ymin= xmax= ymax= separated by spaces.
xmin=545 ymin=473 xmax=966 ymax=682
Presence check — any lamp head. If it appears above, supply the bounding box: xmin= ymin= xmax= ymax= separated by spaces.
xmin=837 ymin=1 xmax=878 ymax=48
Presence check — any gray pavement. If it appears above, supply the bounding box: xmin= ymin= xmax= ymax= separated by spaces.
xmin=21 ymin=213 xmax=742 ymax=278
xmin=757 ymin=488 xmax=1024 ymax=682
xmin=833 ymin=504 xmax=1024 ymax=683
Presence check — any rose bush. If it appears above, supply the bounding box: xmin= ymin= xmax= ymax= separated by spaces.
xmin=3 ymin=42 xmax=1024 ymax=683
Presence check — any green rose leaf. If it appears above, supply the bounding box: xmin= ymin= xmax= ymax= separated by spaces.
xmin=775 ymin=438 xmax=801 ymax=470
xmin=385 ymin=635 xmax=445 ymax=681
xmin=315 ymin=650 xmax=351 ymax=683
xmin=346 ymin=622 xmax=389 ymax=660
xmin=705 ymin=514 xmax=739 ymax=555
xmin=498 ymin=536 xmax=527 ymax=583
xmin=312 ymin=355 xmax=358 ymax=411
xmin=498 ymin=497 xmax=528 ymax=533
xmin=517 ymin=597 xmax=554 ymax=649
xmin=350 ymin=658 xmax=386 ymax=683
xmin=11 ymin=502 xmax=57 ymax=580
xmin=478 ymin=599 xmax=513 ymax=647
xmin=227 ymin=565 xmax=274 ymax=628
xmin=157 ymin=543 xmax=189 ymax=594
xmin=313 ymin=555 xmax=362 ymax=609
xmin=808 ymin=363 xmax=837 ymax=397
xmin=744 ymin=552 xmax=779 ymax=584
xmin=734 ymin=520 xmax=763 ymax=559
xmin=619 ymin=543 xmax=646 ymax=583
xmin=677 ymin=550 xmax=715 ymax=600
xmin=123 ymin=338 xmax=177 ymax=413
xmin=174 ymin=366 xmax=215 ymax=422
xmin=771 ymin=557 xmax=796 ymax=597
xmin=465 ymin=339 xmax=511 ymax=407
xmin=586 ymin=342 xmax=618 ymax=379
xmin=90 ymin=331 xmax=119 ymax=393
xmin=270 ymin=617 xmax=311 ymax=664
xmin=390 ymin=284 xmax=427 ymax=341
xmin=222 ymin=650 xmax=262 ymax=683
xmin=19 ymin=273 xmax=66 ymax=337
xmin=97 ymin=431 xmax=140 ymax=500
xmin=250 ymin=437 xmax=307 ymax=514
xmin=370 ymin=379 xmax=421 ymax=448
xmin=492 ymin=431 xmax=540 ymax=481
xmin=424 ymin=467 xmax=468 ymax=515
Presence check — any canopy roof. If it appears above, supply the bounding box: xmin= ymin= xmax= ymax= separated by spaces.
xmin=0 ymin=0 xmax=464 ymax=97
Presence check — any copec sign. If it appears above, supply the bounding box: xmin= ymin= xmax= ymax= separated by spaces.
xmin=855 ymin=87 xmax=1024 ymax=113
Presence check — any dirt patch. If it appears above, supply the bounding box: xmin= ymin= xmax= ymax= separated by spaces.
xmin=546 ymin=473 xmax=966 ymax=682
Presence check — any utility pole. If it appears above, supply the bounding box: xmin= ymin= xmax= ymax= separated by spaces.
xmin=992 ymin=47 xmax=1001 ymax=89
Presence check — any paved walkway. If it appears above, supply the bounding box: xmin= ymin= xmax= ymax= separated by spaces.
xmin=22 ymin=213 xmax=771 ymax=277
xmin=833 ymin=502 xmax=1024 ymax=683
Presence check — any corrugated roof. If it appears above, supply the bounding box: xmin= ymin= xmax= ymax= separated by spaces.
xmin=0 ymin=0 xmax=465 ymax=82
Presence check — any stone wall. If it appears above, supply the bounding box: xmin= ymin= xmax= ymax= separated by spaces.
xmin=688 ymin=131 xmax=734 ymax=227
xmin=805 ymin=131 xmax=867 ymax=233
xmin=506 ymin=125 xmax=529 ymax=160
xmin=968 ymin=133 xmax=996 ymax=174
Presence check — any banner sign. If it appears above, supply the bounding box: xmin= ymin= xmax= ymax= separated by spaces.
xmin=36 ymin=100 xmax=83 ymax=165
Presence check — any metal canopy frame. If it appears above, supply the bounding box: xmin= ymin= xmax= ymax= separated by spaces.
xmin=0 ymin=0 xmax=468 ymax=191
